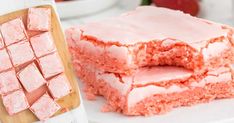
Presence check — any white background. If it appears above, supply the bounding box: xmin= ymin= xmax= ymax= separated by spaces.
xmin=61 ymin=0 xmax=234 ymax=28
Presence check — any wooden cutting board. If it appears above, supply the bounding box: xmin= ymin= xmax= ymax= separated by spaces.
xmin=0 ymin=5 xmax=80 ymax=123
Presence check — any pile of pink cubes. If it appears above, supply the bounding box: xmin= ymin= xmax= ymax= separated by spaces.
xmin=0 ymin=7 xmax=71 ymax=121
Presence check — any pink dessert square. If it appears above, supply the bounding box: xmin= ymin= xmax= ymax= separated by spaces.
xmin=30 ymin=93 xmax=60 ymax=120
xmin=77 ymin=60 xmax=234 ymax=115
xmin=17 ymin=63 xmax=46 ymax=92
xmin=0 ymin=49 xmax=12 ymax=72
xmin=48 ymin=73 xmax=71 ymax=99
xmin=2 ymin=90 xmax=29 ymax=115
xmin=38 ymin=53 xmax=64 ymax=79
xmin=0 ymin=18 xmax=27 ymax=46
xmin=7 ymin=40 xmax=34 ymax=66
xmin=27 ymin=8 xmax=51 ymax=31
xmin=67 ymin=7 xmax=234 ymax=74
xmin=0 ymin=33 xmax=4 ymax=49
xmin=30 ymin=32 xmax=56 ymax=57
xmin=0 ymin=70 xmax=21 ymax=95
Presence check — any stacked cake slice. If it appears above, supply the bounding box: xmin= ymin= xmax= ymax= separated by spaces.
xmin=66 ymin=6 xmax=234 ymax=116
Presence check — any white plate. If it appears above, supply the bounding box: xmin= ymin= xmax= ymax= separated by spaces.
xmin=79 ymin=81 xmax=234 ymax=123
xmin=56 ymin=0 xmax=118 ymax=19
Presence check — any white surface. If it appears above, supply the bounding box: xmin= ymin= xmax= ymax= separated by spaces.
xmin=85 ymin=96 xmax=234 ymax=123
xmin=199 ymin=0 xmax=233 ymax=26
xmin=56 ymin=0 xmax=118 ymax=18
xmin=60 ymin=0 xmax=142 ymax=29
xmin=61 ymin=0 xmax=234 ymax=28
xmin=60 ymin=0 xmax=234 ymax=123
xmin=0 ymin=1 xmax=88 ymax=123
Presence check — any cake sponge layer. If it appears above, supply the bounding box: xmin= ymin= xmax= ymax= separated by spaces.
xmin=73 ymin=59 xmax=234 ymax=115
xmin=66 ymin=6 xmax=234 ymax=74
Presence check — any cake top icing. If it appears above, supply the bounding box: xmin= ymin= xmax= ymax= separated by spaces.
xmin=133 ymin=66 xmax=193 ymax=85
xmin=79 ymin=6 xmax=227 ymax=46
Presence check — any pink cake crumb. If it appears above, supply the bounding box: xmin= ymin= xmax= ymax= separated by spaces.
xmin=48 ymin=73 xmax=71 ymax=99
xmin=0 ymin=33 xmax=4 ymax=49
xmin=83 ymin=87 xmax=96 ymax=101
xmin=2 ymin=90 xmax=29 ymax=115
xmin=101 ymin=103 xmax=115 ymax=112
xmin=30 ymin=32 xmax=56 ymax=57
xmin=7 ymin=40 xmax=34 ymax=66
xmin=27 ymin=8 xmax=51 ymax=31
xmin=75 ymin=60 xmax=234 ymax=116
xmin=17 ymin=63 xmax=46 ymax=92
xmin=38 ymin=53 xmax=64 ymax=79
xmin=30 ymin=93 xmax=61 ymax=121
xmin=67 ymin=6 xmax=234 ymax=74
xmin=0 ymin=70 xmax=21 ymax=95
xmin=127 ymin=82 xmax=234 ymax=116
xmin=0 ymin=48 xmax=12 ymax=72
xmin=0 ymin=18 xmax=27 ymax=46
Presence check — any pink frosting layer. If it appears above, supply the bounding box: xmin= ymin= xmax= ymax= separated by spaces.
xmin=79 ymin=6 xmax=227 ymax=48
xmin=202 ymin=39 xmax=231 ymax=61
xmin=134 ymin=66 xmax=193 ymax=85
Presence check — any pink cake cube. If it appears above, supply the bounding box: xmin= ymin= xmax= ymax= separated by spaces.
xmin=48 ymin=73 xmax=71 ymax=99
xmin=27 ymin=8 xmax=51 ymax=31
xmin=7 ymin=40 xmax=34 ymax=66
xmin=0 ymin=70 xmax=21 ymax=95
xmin=2 ymin=90 xmax=29 ymax=115
xmin=30 ymin=32 xmax=56 ymax=57
xmin=77 ymin=60 xmax=234 ymax=116
xmin=30 ymin=93 xmax=60 ymax=120
xmin=67 ymin=6 xmax=234 ymax=74
xmin=38 ymin=53 xmax=64 ymax=79
xmin=0 ymin=49 xmax=12 ymax=72
xmin=0 ymin=33 xmax=4 ymax=49
xmin=17 ymin=63 xmax=46 ymax=92
xmin=0 ymin=18 xmax=27 ymax=46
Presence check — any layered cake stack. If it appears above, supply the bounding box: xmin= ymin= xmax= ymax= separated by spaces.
xmin=66 ymin=6 xmax=234 ymax=116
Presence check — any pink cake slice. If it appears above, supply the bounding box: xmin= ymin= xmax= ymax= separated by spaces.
xmin=48 ymin=73 xmax=71 ymax=99
xmin=0 ymin=18 xmax=27 ymax=46
xmin=17 ymin=63 xmax=46 ymax=92
xmin=30 ymin=93 xmax=61 ymax=121
xmin=38 ymin=53 xmax=64 ymax=79
xmin=7 ymin=40 xmax=35 ymax=66
xmin=0 ymin=48 xmax=12 ymax=72
xmin=2 ymin=90 xmax=29 ymax=115
xmin=66 ymin=6 xmax=234 ymax=74
xmin=30 ymin=32 xmax=56 ymax=57
xmin=74 ymin=60 xmax=234 ymax=116
xmin=27 ymin=8 xmax=51 ymax=31
xmin=0 ymin=33 xmax=4 ymax=49
xmin=0 ymin=70 xmax=21 ymax=95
